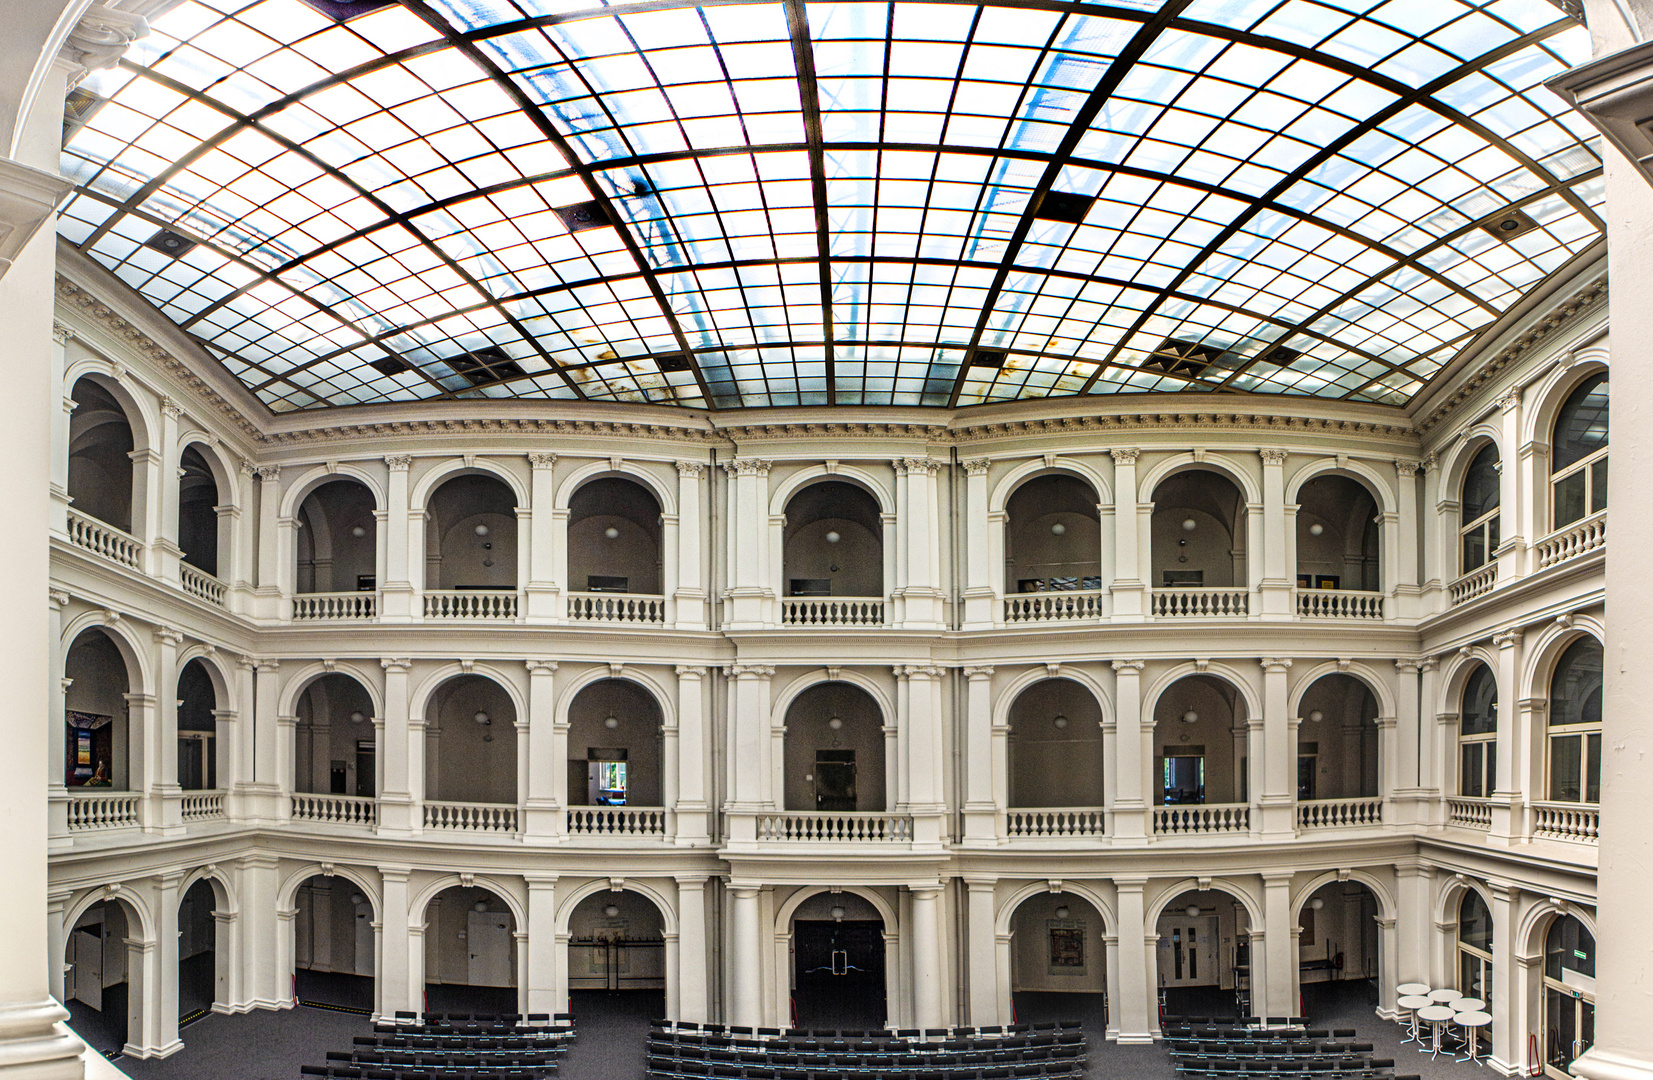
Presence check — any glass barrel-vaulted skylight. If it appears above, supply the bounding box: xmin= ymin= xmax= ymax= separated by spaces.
xmin=57 ymin=0 xmax=1602 ymax=411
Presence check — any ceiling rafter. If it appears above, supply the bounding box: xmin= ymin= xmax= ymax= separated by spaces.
xmin=780 ymin=0 xmax=836 ymax=405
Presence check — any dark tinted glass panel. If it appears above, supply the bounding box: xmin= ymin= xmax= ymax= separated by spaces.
xmin=1550 ymin=735 xmax=1582 ymax=802
xmin=1592 ymin=458 xmax=1608 ymax=513
xmin=1554 ymin=470 xmax=1586 ymax=529
xmin=1553 ymin=374 xmax=1609 ymax=472
xmin=1550 ymin=638 xmax=1604 ymax=727
xmin=1462 ymin=443 xmax=1501 ymax=519
xmin=1545 ymin=916 xmax=1595 ymax=980
xmin=1462 ymin=665 xmax=1498 ymax=735
xmin=1461 ymin=891 xmax=1493 ymax=952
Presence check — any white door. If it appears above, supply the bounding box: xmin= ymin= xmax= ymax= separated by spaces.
xmin=466 ymin=912 xmax=513 ymax=987
xmin=70 ymin=928 xmax=103 ymax=1008
xmin=1156 ymin=915 xmax=1218 ymax=988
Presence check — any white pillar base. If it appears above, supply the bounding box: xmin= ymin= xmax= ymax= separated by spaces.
xmin=1574 ymin=1049 xmax=1653 ymax=1080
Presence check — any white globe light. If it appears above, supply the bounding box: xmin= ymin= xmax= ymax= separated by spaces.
xmin=1309 ymin=897 xmax=1325 ymax=911
xmin=349 ymin=710 xmax=364 ymax=724
xmin=1309 ymin=523 xmax=1324 ymax=536
xmin=1308 ymin=709 xmax=1325 ymax=723
xmin=474 ymin=900 xmax=489 ymax=912
xmin=1181 ymin=710 xmax=1199 ymax=724
xmin=351 ymin=894 xmax=365 ymax=905
xmin=351 ymin=525 xmax=366 ymax=538
xmin=474 ymin=711 xmax=490 ymax=725
xmin=1051 ymin=522 xmax=1066 ymax=535
xmin=604 ymin=526 xmax=619 ymax=539
xmin=825 ymin=530 xmax=841 ymax=543
xmin=1186 ymin=905 xmax=1201 ymax=918
xmin=604 ymin=904 xmax=620 ymax=917
xmin=830 ymin=906 xmax=846 ymax=921
xmin=828 ymin=716 xmax=843 ymax=730
xmin=474 ymin=524 xmax=489 ymax=537
xmin=1182 ymin=518 xmax=1197 ymax=532
xmin=1053 ymin=714 xmax=1068 ymax=729
xmin=1054 ymin=905 xmax=1070 ymax=919
xmin=604 ymin=715 xmax=619 ymax=729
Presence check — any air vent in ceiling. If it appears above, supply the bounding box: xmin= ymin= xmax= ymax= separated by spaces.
xmin=63 ymin=86 xmax=107 ymax=148
xmin=1034 ymin=191 xmax=1095 ymax=224
xmin=143 ymin=229 xmax=196 ymax=258
xmin=297 ymin=0 xmax=399 ymax=20
xmin=368 ymin=356 xmax=411 ymax=376
xmin=970 ymin=349 xmax=1006 ymax=369
xmin=1256 ymin=343 xmax=1302 ymax=367
xmin=554 ymin=200 xmax=614 ymax=233
xmin=657 ymin=353 xmax=691 ymax=372
xmin=1143 ymin=339 xmax=1220 ymax=378
xmin=448 ymin=345 xmax=527 ymax=386
xmin=1480 ymin=207 xmax=1540 ymax=241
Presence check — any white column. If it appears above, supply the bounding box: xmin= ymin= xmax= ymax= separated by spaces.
xmin=229 ymin=461 xmax=258 ymax=614
xmin=1496 ymin=388 xmax=1527 ymax=580
xmin=380 ymin=455 xmax=414 ymax=622
xmin=1257 ymin=450 xmax=1290 ymax=618
xmin=377 ymin=659 xmax=415 ymax=836
xmin=1111 ymin=660 xmax=1147 ymax=839
xmin=47 ymin=591 xmax=69 ymax=843
xmin=1392 ymin=459 xmax=1421 ymax=618
xmin=676 ymin=876 xmax=709 ymax=1023
xmin=1110 ymin=450 xmax=1144 ymax=619
xmin=1490 ymin=628 xmax=1523 ymax=846
xmin=723 ymin=459 xmax=771 ymax=629
xmin=253 ymin=466 xmax=283 ymax=621
xmin=1260 ymin=872 xmax=1294 ymax=1019
xmin=151 ymin=872 xmax=184 ymax=1055
xmin=49 ymin=324 xmax=71 ymax=536
xmin=1392 ymin=660 xmax=1424 ymax=826
xmin=909 ymin=885 xmax=944 ymax=1029
xmin=961 ymin=459 xmax=996 ymax=628
xmin=896 ymin=458 xmax=945 ymax=628
xmin=961 ymin=667 xmax=996 ymax=843
xmin=524 ymin=453 xmax=558 ymax=621
xmin=1114 ymin=877 xmax=1152 ymax=1043
xmin=1416 ymin=659 xmax=1440 ymax=802
xmin=525 ymin=875 xmax=557 ymax=1015
xmin=1419 ymin=452 xmax=1444 ymax=612
xmin=674 ymin=666 xmax=710 ymax=846
xmin=1486 ymin=880 xmax=1520 ymax=1072
xmin=675 ymin=462 xmax=707 ymax=629
xmin=131 ymin=445 xmax=164 ymax=578
xmin=379 ymin=867 xmax=413 ymax=1017
xmin=523 ymin=661 xmax=560 ymax=839
xmin=1259 ymin=658 xmax=1294 ymax=837
xmin=964 ymin=878 xmax=998 ymax=1027
xmin=150 ymin=627 xmax=184 ymax=833
xmin=725 ymin=664 xmax=774 ymax=842
xmin=1393 ymin=863 xmax=1433 ymax=1013
xmin=729 ymin=885 xmax=762 ymax=1028
xmin=900 ymin=665 xmax=947 ymax=847
xmin=45 ymin=890 xmax=69 ymax=1006
xmin=154 ymin=398 xmax=183 ymax=584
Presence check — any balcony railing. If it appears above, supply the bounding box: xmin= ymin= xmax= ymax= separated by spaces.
xmin=66 ymin=791 xmax=141 ymax=831
xmin=1003 ymin=590 xmax=1102 ymax=624
xmin=1151 ymin=588 xmax=1249 ymax=617
xmin=780 ymin=597 xmax=887 ymax=626
xmin=66 ymin=509 xmax=142 ymax=570
xmin=1006 ymin=807 xmax=1106 ymax=838
xmin=568 ymin=592 xmax=665 ymax=625
xmin=424 ymin=590 xmax=518 ymax=620
xmin=1152 ymin=802 xmax=1250 ymax=835
xmin=1535 ymin=511 xmax=1605 ymax=570
xmin=180 ymin=564 xmax=226 ymax=607
xmin=1297 ymin=797 xmax=1382 ymax=830
xmin=291 ymin=793 xmax=377 ymax=827
xmin=1449 ymin=564 xmax=1497 ymax=606
xmin=756 ymin=811 xmax=913 ymax=842
xmin=180 ymin=791 xmax=226 ymax=821
xmin=1531 ymin=800 xmax=1599 ymax=843
xmin=424 ymin=800 xmax=518 ymax=833
xmin=1295 ymin=589 xmax=1384 ymax=620
xmin=1446 ymin=796 xmax=1493 ymax=829
xmin=292 ymin=591 xmax=376 ymax=620
xmin=567 ymin=806 xmax=668 ymax=836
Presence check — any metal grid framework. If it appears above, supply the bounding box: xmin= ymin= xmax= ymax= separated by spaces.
xmin=57 ymin=0 xmax=1603 ymax=412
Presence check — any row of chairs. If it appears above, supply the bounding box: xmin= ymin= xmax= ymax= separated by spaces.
xmin=652 ymin=1022 xmax=1080 ymax=1040
xmin=1164 ymin=1027 xmax=1354 ymax=1043
xmin=1164 ymin=1016 xmax=1309 ymax=1028
xmin=650 ymin=1035 xmax=1084 ymax=1056
xmin=301 ymin=1068 xmax=543 ymax=1080
xmin=649 ymin=1046 xmax=1087 ymax=1070
xmin=326 ymin=1051 xmax=555 ymax=1069
xmin=357 ymin=1036 xmax=570 ymax=1052
xmin=1173 ymin=1041 xmax=1374 ymax=1058
xmin=647 ymin=1064 xmax=1084 ymax=1080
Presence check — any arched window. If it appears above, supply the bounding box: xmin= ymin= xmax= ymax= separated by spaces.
xmin=1551 ymin=373 xmax=1608 ymax=530
xmin=1548 ymin=637 xmax=1603 ymax=804
xmin=1543 ymin=916 xmax=1595 ymax=1078
xmin=1460 ymin=443 xmax=1500 ymax=573
xmin=1460 ymin=664 xmax=1497 ymax=798
xmin=1458 ymin=890 xmax=1492 ymax=1006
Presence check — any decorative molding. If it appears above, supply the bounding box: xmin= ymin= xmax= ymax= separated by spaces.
xmin=674 ymin=461 xmax=705 ymax=478
xmin=897 ymin=456 xmax=940 ymax=477
xmin=896 ymin=664 xmax=946 ymax=678
xmin=963 ymin=666 xmax=994 ymax=679
xmin=380 ymin=658 xmax=413 ymax=673
xmin=1259 ymin=448 xmax=1288 ymax=466
xmin=52 ymin=322 xmax=74 ymax=346
xmin=1111 ymin=659 xmax=1145 ymax=673
xmin=674 ymin=665 xmax=708 ymax=677
xmin=384 ymin=454 xmax=412 ymax=471
xmin=1497 ymin=388 xmax=1522 ymax=414
xmin=723 ymin=458 xmax=772 ymax=477
xmin=1110 ymin=448 xmax=1140 ymax=465
xmin=253 ymin=465 xmax=281 ymax=481
xmin=1260 ymin=657 xmax=1293 ymax=673
xmin=727 ymin=663 xmax=774 ymax=678
xmin=527 ymin=660 xmax=559 ymax=675
xmin=722 ymin=422 xmax=945 ymax=441
xmin=958 ymin=413 xmax=1414 ymax=443
xmin=961 ymin=458 xmax=991 ymax=476
xmin=49 ymin=589 xmax=70 ymax=608
xmin=161 ymin=397 xmax=183 ymax=420
xmin=1394 ymin=458 xmax=1420 ymax=475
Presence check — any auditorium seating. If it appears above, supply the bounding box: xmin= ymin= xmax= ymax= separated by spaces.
xmin=1161 ymin=1016 xmax=1413 ymax=1080
xmin=646 ymin=1021 xmax=1086 ymax=1080
xmin=297 ymin=1012 xmax=575 ymax=1079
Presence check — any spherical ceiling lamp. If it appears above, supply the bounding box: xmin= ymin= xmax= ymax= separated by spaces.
xmin=604 ymin=904 xmax=620 ymax=918
xmin=830 ymin=906 xmax=846 ymax=922
xmin=474 ymin=524 xmax=489 ymax=536
xmin=1309 ymin=897 xmax=1325 ymax=911
xmin=351 ymin=893 xmax=365 ymax=905
xmin=1050 ymin=522 xmax=1066 ymax=535
xmin=1181 ymin=710 xmax=1199 ymax=724
xmin=474 ymin=900 xmax=489 ymax=912
xmin=1308 ymin=710 xmax=1325 ymax=723
xmin=1182 ymin=518 xmax=1198 ymax=532
xmin=1186 ymin=904 xmax=1201 ymax=918
xmin=828 ymin=715 xmax=843 ymax=730
xmin=1053 ymin=713 xmax=1068 ymax=729
xmin=349 ymin=710 xmax=365 ymax=724
xmin=1309 ymin=523 xmax=1324 ymax=536
xmin=351 ymin=525 xmax=366 ymax=537
xmin=604 ymin=714 xmax=619 ymax=729
xmin=825 ymin=530 xmax=841 ymax=543
xmin=1054 ymin=905 xmax=1070 ymax=919
xmin=474 ymin=710 xmax=490 ymax=725
xmin=604 ymin=526 xmax=619 ymax=539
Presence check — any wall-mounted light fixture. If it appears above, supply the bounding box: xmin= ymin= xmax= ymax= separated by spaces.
xmin=1054 ymin=905 xmax=1070 ymax=919
xmin=1309 ymin=897 xmax=1325 ymax=911
xmin=1181 ymin=710 xmax=1199 ymax=724
xmin=474 ymin=524 xmax=489 ymax=537
xmin=351 ymin=525 xmax=366 ymax=538
xmin=1053 ymin=713 xmax=1068 ymax=729
xmin=474 ymin=711 xmax=490 ymax=725
xmin=1185 ymin=904 xmax=1202 ymax=918
xmin=828 ymin=715 xmax=843 ymax=730
xmin=1309 ymin=523 xmax=1324 ymax=536
xmin=604 ymin=526 xmax=619 ymax=539
xmin=1308 ymin=710 xmax=1324 ymax=723
xmin=604 ymin=904 xmax=620 ymax=918
xmin=830 ymin=906 xmax=845 ymax=922
xmin=604 ymin=714 xmax=619 ymax=729
xmin=349 ymin=710 xmax=365 ymax=724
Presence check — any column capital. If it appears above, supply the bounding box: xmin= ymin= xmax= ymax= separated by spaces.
xmin=675 ymin=460 xmax=705 ymax=478
xmin=254 ymin=464 xmax=281 ymax=481
xmin=962 ymin=666 xmax=994 ymax=679
xmin=961 ymin=458 xmax=992 ymax=476
xmin=384 ymin=454 xmax=413 ymax=471
xmin=52 ymin=321 xmax=74 ymax=345
xmin=1111 ymin=659 xmax=1146 ymax=673
xmin=1259 ymin=448 xmax=1289 ymax=466
xmin=1394 ymin=458 xmax=1421 ymax=475
xmin=727 ymin=663 xmax=774 ymax=680
xmin=526 ymin=660 xmax=559 ymax=675
xmin=895 ymin=456 xmax=940 ymax=477
xmin=1493 ymin=628 xmax=1523 ymax=649
xmin=908 ymin=883 xmax=944 ymax=899
xmin=161 ymin=396 xmax=184 ymax=420
xmin=49 ymin=588 xmax=70 ymax=608
xmin=1110 ymin=448 xmax=1141 ymax=466
xmin=1498 ymin=387 xmax=1522 ymax=413
xmin=723 ymin=458 xmax=771 ymax=477
xmin=526 ymin=452 xmax=556 ymax=470
xmin=1260 ymin=657 xmax=1293 ymax=673
xmin=380 ymin=657 xmax=413 ymax=673
xmin=1395 ymin=658 xmax=1423 ymax=674
xmin=896 ymin=664 xmax=945 ymax=679
xmin=675 ymin=874 xmax=711 ymax=888
xmin=153 ymin=625 xmax=185 ymax=646
xmin=675 ymin=665 xmax=709 ymax=678
xmin=59 ymin=5 xmax=150 ymax=86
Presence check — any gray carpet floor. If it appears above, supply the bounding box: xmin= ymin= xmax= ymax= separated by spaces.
xmin=73 ymin=978 xmax=1501 ymax=1080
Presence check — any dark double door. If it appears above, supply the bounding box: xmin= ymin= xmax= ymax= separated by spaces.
xmin=793 ymin=920 xmax=885 ymax=1030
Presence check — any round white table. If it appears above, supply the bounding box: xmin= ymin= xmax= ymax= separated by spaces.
xmin=1418 ymin=1005 xmax=1457 ymax=1057
xmin=1398 ymin=982 xmax=1431 ymax=996
xmin=1455 ymin=1010 xmax=1491 ymax=1064
xmin=1429 ymin=987 xmax=1465 ymax=1004
xmin=1453 ymin=997 xmax=1486 ymax=1013
xmin=1397 ymin=995 xmax=1432 ymax=1044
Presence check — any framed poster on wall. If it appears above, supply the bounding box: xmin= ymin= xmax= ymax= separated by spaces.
xmin=65 ymin=711 xmax=112 ymax=786
xmin=1048 ymin=921 xmax=1086 ymax=975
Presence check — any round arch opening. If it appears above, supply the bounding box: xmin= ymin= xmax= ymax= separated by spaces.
xmin=296 ymin=478 xmax=378 ymax=595
xmin=1542 ymin=913 xmax=1595 ymax=1078
xmin=789 ymin=891 xmax=887 ymax=1031
xmin=1156 ymin=889 xmax=1252 ymax=1020
xmin=1295 ymin=674 xmax=1379 ymax=804
xmin=1007 ymin=891 xmax=1108 ymax=1031
xmin=424 ymin=885 xmax=518 ymax=1017
xmin=567 ymin=889 xmax=667 ymax=1022
xmin=569 ymin=476 xmax=664 ymax=596
xmin=1153 ymin=676 xmax=1248 ymax=810
xmin=177 ymin=658 xmax=219 ymax=792
xmin=1150 ymin=470 xmax=1247 ymax=592
xmin=566 ymin=679 xmax=664 ymax=811
xmin=294 ymin=673 xmax=377 ymax=799
xmin=68 ymin=376 xmax=136 ymax=534
xmin=783 ymin=682 xmax=885 ymax=813
xmin=178 ymin=879 xmax=220 ymax=1025
xmin=1004 ymin=473 xmax=1101 ymax=595
xmin=294 ymin=873 xmax=376 ymax=1013
xmin=63 ymin=896 xmax=145 ymax=1055
xmin=1295 ymin=880 xmax=1380 ymax=1019
xmin=425 ymin=473 xmax=518 ymax=591
xmin=426 ymin=675 xmax=517 ymax=806
xmin=64 ymin=627 xmax=133 ymax=792
xmin=1295 ymin=474 xmax=1380 ymax=593
xmin=783 ymin=480 xmax=884 ymax=599
xmin=1007 ymin=679 xmax=1104 ymax=811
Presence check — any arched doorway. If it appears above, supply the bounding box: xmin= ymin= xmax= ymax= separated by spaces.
xmin=64 ymin=897 xmax=144 ymax=1055
xmin=1458 ymin=890 xmax=1493 ymax=1011
xmin=1008 ymin=891 xmax=1107 ymax=1030
xmin=68 ymin=376 xmax=136 ymax=534
xmin=64 ymin=628 xmax=133 ymax=792
xmin=424 ymin=473 xmax=519 ymax=591
xmin=423 ymin=886 xmax=517 ymax=1016
xmin=1543 ymin=915 xmax=1594 ymax=1078
xmin=425 ymin=675 xmax=517 ymax=814
xmin=566 ymin=679 xmax=663 ymax=816
xmin=1007 ymin=679 xmax=1105 ymax=826
xmin=1152 ymin=676 xmax=1248 ymax=820
xmin=177 ymin=444 xmax=222 ymax=577
xmin=783 ymin=683 xmax=886 ymax=813
xmin=1004 ymin=473 xmax=1102 ymax=596
xmin=1294 ymin=474 xmax=1380 ymax=594
xmin=783 ymin=480 xmax=885 ymax=603
xmin=1156 ymin=889 xmax=1251 ymax=1019
xmin=294 ymin=674 xmax=376 ymax=800
xmin=294 ymin=874 xmax=375 ymax=1012
xmin=176 ymin=659 xmax=218 ymax=792
xmin=1150 ymin=470 xmax=1248 ymax=598
xmin=567 ymin=889 xmax=666 ymax=1026
xmin=1294 ymin=675 xmax=1378 ymax=805
xmin=296 ymin=478 xmax=378 ymax=595
xmin=1295 ymin=881 xmax=1380 ymax=1019
xmin=568 ymin=476 xmax=663 ymax=598
xmin=177 ymin=880 xmax=217 ymax=1025
xmin=790 ymin=892 xmax=886 ymax=1031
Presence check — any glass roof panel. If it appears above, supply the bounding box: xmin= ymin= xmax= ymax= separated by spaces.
xmin=59 ymin=0 xmax=1600 ymax=409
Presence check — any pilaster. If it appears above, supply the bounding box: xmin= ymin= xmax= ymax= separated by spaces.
xmin=1110 ymin=660 xmax=1147 ymax=839
xmin=961 ymin=666 xmax=998 ymax=844
xmin=1110 ymin=450 xmax=1144 ymax=619
xmin=961 ymin=459 xmax=997 ymax=628
xmin=1259 ymin=657 xmax=1295 ymax=838
xmin=523 ymin=660 xmax=562 ymax=840
xmin=674 ymin=666 xmax=711 ymax=845
xmin=675 ymin=462 xmax=708 ymax=628
xmin=1258 ymin=450 xmax=1291 ymax=618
